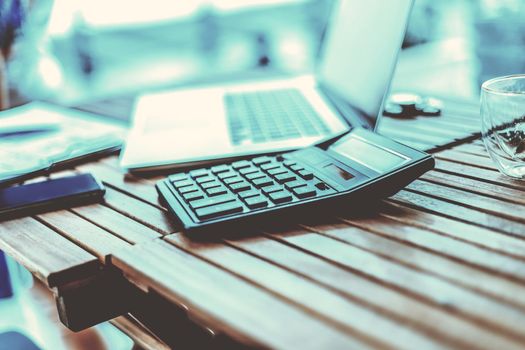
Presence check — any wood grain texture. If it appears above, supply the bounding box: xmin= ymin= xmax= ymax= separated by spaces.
xmin=3 ymin=94 xmax=525 ymax=349
xmin=111 ymin=239 xmax=374 ymax=350
xmin=0 ymin=217 xmax=99 ymax=287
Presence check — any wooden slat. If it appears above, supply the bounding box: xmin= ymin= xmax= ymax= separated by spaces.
xmin=77 ymin=159 xmax=161 ymax=205
xmin=393 ymin=189 xmax=525 ymax=238
xmin=434 ymin=158 xmax=525 ymax=191
xmin=111 ymin=239 xmax=373 ymax=350
xmin=266 ymin=229 xmax=525 ymax=343
xmin=436 ymin=150 xmax=498 ymax=170
xmin=421 ymin=171 xmax=525 ymax=206
xmin=303 ymin=218 xmax=525 ymax=308
xmin=164 ymin=234 xmax=445 ymax=350
xmin=71 ymin=204 xmax=162 ymax=244
xmin=37 ymin=209 xmax=131 ymax=262
xmin=405 ymin=180 xmax=525 ymax=224
xmin=0 ymin=217 xmax=99 ymax=287
xmin=102 ymin=186 xmax=177 ymax=235
xmin=379 ymin=201 xmax=525 ymax=260
xmin=225 ymin=231 xmax=523 ymax=350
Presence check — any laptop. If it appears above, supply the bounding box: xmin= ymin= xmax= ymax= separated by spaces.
xmin=120 ymin=0 xmax=414 ymax=171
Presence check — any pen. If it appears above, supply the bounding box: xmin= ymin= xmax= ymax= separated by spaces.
xmin=0 ymin=127 xmax=56 ymax=138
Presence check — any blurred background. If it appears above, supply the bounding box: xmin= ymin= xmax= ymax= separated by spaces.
xmin=5 ymin=0 xmax=525 ymax=109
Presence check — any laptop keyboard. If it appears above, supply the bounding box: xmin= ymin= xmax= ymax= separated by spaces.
xmin=225 ymin=89 xmax=331 ymax=145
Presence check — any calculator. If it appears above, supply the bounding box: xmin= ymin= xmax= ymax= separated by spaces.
xmin=157 ymin=129 xmax=434 ymax=234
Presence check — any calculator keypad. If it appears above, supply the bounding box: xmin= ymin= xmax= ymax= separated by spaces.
xmin=166 ymin=155 xmax=335 ymax=221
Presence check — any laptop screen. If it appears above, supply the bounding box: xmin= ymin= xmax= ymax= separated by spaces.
xmin=317 ymin=0 xmax=413 ymax=130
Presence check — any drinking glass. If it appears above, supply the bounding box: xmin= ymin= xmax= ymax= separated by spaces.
xmin=481 ymin=75 xmax=525 ymax=179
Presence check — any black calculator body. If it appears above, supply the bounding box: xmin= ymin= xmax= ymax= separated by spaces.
xmin=157 ymin=129 xmax=434 ymax=235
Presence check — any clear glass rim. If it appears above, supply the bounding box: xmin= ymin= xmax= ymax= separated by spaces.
xmin=482 ymin=74 xmax=525 ymax=96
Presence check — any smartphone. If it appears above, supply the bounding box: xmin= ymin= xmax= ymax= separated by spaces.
xmin=0 ymin=173 xmax=105 ymax=220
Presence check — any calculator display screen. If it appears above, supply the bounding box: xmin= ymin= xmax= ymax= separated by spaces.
xmin=323 ymin=164 xmax=355 ymax=181
xmin=331 ymin=136 xmax=409 ymax=174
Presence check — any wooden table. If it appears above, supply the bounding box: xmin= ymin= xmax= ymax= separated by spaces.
xmin=3 ymin=98 xmax=525 ymax=349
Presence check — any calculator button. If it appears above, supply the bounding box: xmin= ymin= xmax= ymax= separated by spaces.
xmin=218 ymin=171 xmax=237 ymax=179
xmin=285 ymin=180 xmax=308 ymax=190
xmin=223 ymin=176 xmax=244 ymax=185
xmin=292 ymin=186 xmax=316 ymax=198
xmin=252 ymin=177 xmax=273 ymax=188
xmin=190 ymin=194 xmax=237 ymax=210
xmin=179 ymin=185 xmax=200 ymax=194
xmin=183 ymin=191 xmax=205 ymax=202
xmin=201 ymin=181 xmax=222 ymax=190
xmin=239 ymin=167 xmax=259 ymax=175
xmin=315 ymin=182 xmax=330 ymax=190
xmin=189 ymin=169 xmax=208 ymax=178
xmin=262 ymin=185 xmax=283 ymax=195
xmin=211 ymin=165 xmax=230 ymax=174
xmin=290 ymin=164 xmax=304 ymax=172
xmin=195 ymin=202 xmax=244 ymax=220
xmin=268 ymin=167 xmax=287 ymax=176
xmin=298 ymin=170 xmax=314 ymax=180
xmin=169 ymin=173 xmax=188 ymax=182
xmin=232 ymin=160 xmax=252 ymax=170
xmin=269 ymin=191 xmax=293 ymax=204
xmin=196 ymin=175 xmax=215 ymax=184
xmin=245 ymin=172 xmax=266 ymax=181
xmin=283 ymin=160 xmax=297 ymax=167
xmin=206 ymin=186 xmax=227 ymax=196
xmin=252 ymin=156 xmax=272 ymax=165
xmin=261 ymin=162 xmax=281 ymax=171
xmin=244 ymin=195 xmax=268 ymax=209
xmin=274 ymin=172 xmax=296 ymax=184
xmin=172 ymin=179 xmax=193 ymax=188
xmin=238 ymin=189 xmax=260 ymax=199
xmin=229 ymin=181 xmax=251 ymax=193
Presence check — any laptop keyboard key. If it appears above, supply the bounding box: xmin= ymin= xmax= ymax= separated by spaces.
xmin=195 ymin=202 xmax=243 ymax=220
xmin=269 ymin=191 xmax=293 ymax=204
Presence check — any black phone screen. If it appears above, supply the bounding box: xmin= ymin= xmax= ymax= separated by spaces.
xmin=0 ymin=173 xmax=105 ymax=217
